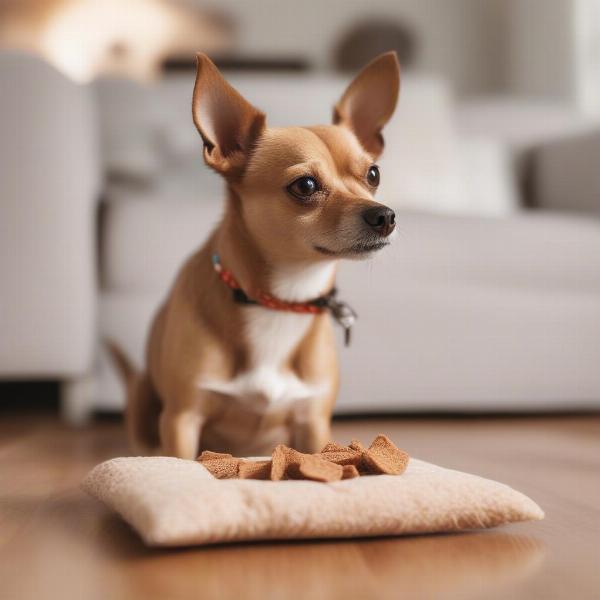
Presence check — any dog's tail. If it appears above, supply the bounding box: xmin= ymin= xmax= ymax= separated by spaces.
xmin=106 ymin=339 xmax=136 ymax=384
xmin=105 ymin=340 xmax=161 ymax=454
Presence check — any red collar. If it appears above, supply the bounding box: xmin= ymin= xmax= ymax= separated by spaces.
xmin=211 ymin=253 xmax=357 ymax=345
xmin=212 ymin=253 xmax=332 ymax=314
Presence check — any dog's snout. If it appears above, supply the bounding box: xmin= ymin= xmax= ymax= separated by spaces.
xmin=362 ymin=206 xmax=396 ymax=237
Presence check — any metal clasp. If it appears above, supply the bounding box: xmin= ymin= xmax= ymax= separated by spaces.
xmin=327 ymin=296 xmax=358 ymax=347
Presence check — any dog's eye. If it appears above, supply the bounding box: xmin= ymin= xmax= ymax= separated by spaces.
xmin=287 ymin=176 xmax=319 ymax=199
xmin=367 ymin=165 xmax=380 ymax=187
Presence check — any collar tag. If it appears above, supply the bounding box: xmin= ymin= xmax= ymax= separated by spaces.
xmin=213 ymin=253 xmax=357 ymax=346
xmin=326 ymin=296 xmax=358 ymax=347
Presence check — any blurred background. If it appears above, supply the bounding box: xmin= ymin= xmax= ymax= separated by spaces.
xmin=1 ymin=0 xmax=599 ymax=421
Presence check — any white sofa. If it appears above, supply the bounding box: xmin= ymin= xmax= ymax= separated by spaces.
xmin=0 ymin=52 xmax=100 ymax=421
xmin=97 ymin=198 xmax=600 ymax=415
xmin=92 ymin=71 xmax=600 ymax=417
xmin=1 ymin=52 xmax=599 ymax=420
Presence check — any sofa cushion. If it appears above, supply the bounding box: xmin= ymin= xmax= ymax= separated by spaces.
xmin=97 ymin=207 xmax=600 ymax=413
xmin=456 ymin=98 xmax=598 ymax=204
xmin=102 ymin=198 xmax=600 ymax=295
xmin=101 ymin=195 xmax=220 ymax=293
xmin=457 ymin=98 xmax=595 ymax=152
xmin=96 ymin=72 xmax=473 ymax=215
xmin=533 ymin=129 xmax=600 ymax=214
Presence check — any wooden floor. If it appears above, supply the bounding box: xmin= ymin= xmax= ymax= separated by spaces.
xmin=0 ymin=412 xmax=599 ymax=600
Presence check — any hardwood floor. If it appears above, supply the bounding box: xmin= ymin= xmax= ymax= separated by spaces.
xmin=0 ymin=412 xmax=599 ymax=599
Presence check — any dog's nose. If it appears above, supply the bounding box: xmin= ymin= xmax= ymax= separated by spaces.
xmin=362 ymin=206 xmax=396 ymax=237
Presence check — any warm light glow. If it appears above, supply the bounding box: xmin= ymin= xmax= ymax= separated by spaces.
xmin=5 ymin=0 xmax=231 ymax=83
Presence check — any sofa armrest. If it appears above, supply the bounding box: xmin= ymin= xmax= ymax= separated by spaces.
xmin=532 ymin=128 xmax=600 ymax=213
xmin=0 ymin=52 xmax=100 ymax=377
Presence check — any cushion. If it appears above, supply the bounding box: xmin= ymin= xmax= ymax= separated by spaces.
xmin=457 ymin=97 xmax=595 ymax=151
xmin=375 ymin=78 xmax=464 ymax=214
xmin=455 ymin=136 xmax=519 ymax=216
xmin=94 ymin=77 xmax=163 ymax=182
xmin=96 ymin=72 xmax=467 ymax=214
xmin=456 ymin=97 xmax=598 ymax=197
xmin=534 ymin=129 xmax=600 ymax=213
xmin=102 ymin=199 xmax=600 ymax=295
xmin=98 ymin=206 xmax=600 ymax=412
xmin=227 ymin=74 xmax=464 ymax=215
xmin=82 ymin=456 xmax=543 ymax=547
xmin=101 ymin=196 xmax=221 ymax=293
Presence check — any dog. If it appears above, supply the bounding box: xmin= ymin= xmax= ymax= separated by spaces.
xmin=109 ymin=51 xmax=400 ymax=459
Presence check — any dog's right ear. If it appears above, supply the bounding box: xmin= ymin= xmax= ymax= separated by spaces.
xmin=192 ymin=54 xmax=266 ymax=177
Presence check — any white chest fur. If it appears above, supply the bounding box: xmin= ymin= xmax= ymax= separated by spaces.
xmin=200 ymin=261 xmax=335 ymax=411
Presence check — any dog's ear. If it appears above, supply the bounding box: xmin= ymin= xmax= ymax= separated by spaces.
xmin=333 ymin=51 xmax=400 ymax=157
xmin=192 ymin=54 xmax=266 ymax=177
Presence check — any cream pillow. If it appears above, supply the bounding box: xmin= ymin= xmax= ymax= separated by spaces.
xmin=83 ymin=456 xmax=543 ymax=547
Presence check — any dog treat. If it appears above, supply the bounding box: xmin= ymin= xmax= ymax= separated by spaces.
xmin=270 ymin=444 xmax=306 ymax=480
xmin=349 ymin=439 xmax=365 ymax=453
xmin=362 ymin=434 xmax=410 ymax=475
xmin=270 ymin=445 xmax=289 ymax=481
xmin=342 ymin=464 xmax=360 ymax=479
xmin=321 ymin=441 xmax=349 ymax=453
xmin=283 ymin=448 xmax=305 ymax=479
xmin=321 ymin=450 xmax=361 ymax=466
xmin=197 ymin=450 xmax=244 ymax=479
xmin=238 ymin=459 xmax=272 ymax=480
xmin=319 ymin=440 xmax=362 ymax=469
xmin=198 ymin=450 xmax=233 ymax=461
xmin=196 ymin=435 xmax=409 ymax=482
xmin=298 ymin=455 xmax=344 ymax=482
xmin=320 ymin=442 xmax=362 ymax=464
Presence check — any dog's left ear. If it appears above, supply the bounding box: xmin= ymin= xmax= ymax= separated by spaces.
xmin=333 ymin=51 xmax=400 ymax=157
xmin=192 ymin=53 xmax=266 ymax=178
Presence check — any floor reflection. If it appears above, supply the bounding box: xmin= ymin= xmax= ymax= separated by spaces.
xmin=97 ymin=514 xmax=545 ymax=600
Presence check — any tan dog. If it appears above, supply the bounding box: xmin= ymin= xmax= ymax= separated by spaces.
xmin=110 ymin=52 xmax=400 ymax=459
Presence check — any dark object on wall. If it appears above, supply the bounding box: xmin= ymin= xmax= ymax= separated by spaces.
xmin=333 ymin=20 xmax=417 ymax=71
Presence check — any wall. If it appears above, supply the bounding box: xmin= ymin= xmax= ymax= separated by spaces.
xmin=507 ymin=0 xmax=600 ymax=113
xmin=197 ymin=0 xmax=507 ymax=97
xmin=507 ymin=0 xmax=577 ymax=102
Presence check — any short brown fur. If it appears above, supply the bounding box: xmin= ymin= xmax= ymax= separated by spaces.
xmin=109 ymin=52 xmax=400 ymax=458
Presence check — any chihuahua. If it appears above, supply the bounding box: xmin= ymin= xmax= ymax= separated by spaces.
xmin=110 ymin=51 xmax=400 ymax=459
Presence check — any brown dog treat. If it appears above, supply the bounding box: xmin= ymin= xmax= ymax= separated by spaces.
xmin=201 ymin=457 xmax=240 ymax=479
xmin=349 ymin=439 xmax=365 ymax=453
xmin=298 ymin=455 xmax=344 ymax=482
xmin=354 ymin=454 xmax=373 ymax=475
xmin=332 ymin=440 xmax=371 ymax=474
xmin=361 ymin=450 xmax=402 ymax=475
xmin=238 ymin=460 xmax=272 ymax=480
xmin=285 ymin=463 xmax=300 ymax=479
xmin=362 ymin=434 xmax=410 ymax=475
xmin=342 ymin=464 xmax=360 ymax=479
xmin=319 ymin=450 xmax=361 ymax=466
xmin=270 ymin=445 xmax=288 ymax=480
xmin=320 ymin=441 xmax=348 ymax=453
xmin=200 ymin=435 xmax=408 ymax=481
xmin=270 ymin=445 xmax=305 ymax=480
xmin=284 ymin=448 xmax=307 ymax=479
xmin=197 ymin=450 xmax=233 ymax=462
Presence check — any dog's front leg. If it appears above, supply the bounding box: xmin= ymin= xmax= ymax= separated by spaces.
xmin=159 ymin=407 xmax=204 ymax=459
xmin=290 ymin=395 xmax=334 ymax=454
